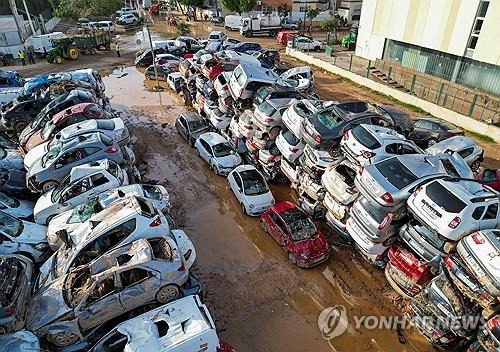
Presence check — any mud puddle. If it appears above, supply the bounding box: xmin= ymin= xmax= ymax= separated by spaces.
xmin=102 ymin=67 xmax=433 ymax=352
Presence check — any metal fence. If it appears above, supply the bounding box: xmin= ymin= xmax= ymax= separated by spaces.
xmin=289 ymin=37 xmax=500 ymax=125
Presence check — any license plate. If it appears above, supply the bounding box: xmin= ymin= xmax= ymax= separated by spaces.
xmin=422 ymin=202 xmax=439 ymax=219
xmin=364 ymin=176 xmax=379 ymax=193
xmin=467 ymin=257 xmax=485 ymax=277
xmin=410 ymin=239 xmax=425 ymax=255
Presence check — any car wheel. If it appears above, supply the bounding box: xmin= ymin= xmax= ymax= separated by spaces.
xmin=241 ymin=203 xmax=247 ymax=214
xmin=314 ymin=46 xmax=320 ymax=51
xmin=268 ymin=126 xmax=281 ymax=140
xmin=156 ymin=284 xmax=181 ymax=304
xmin=212 ymin=163 xmax=220 ymax=175
xmin=288 ymin=252 xmax=297 ymax=265
xmin=471 ymin=160 xmax=481 ymax=172
xmin=42 ymin=180 xmax=58 ymax=193
xmin=427 ymin=138 xmax=437 ymax=147
xmin=0 ymin=326 xmax=6 ymax=335
xmin=14 ymin=121 xmax=28 ymax=134
xmin=49 ymin=332 xmax=79 ymax=347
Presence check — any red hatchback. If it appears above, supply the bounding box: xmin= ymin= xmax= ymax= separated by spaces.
xmin=476 ymin=167 xmax=500 ymax=191
xmin=260 ymin=201 xmax=330 ymax=268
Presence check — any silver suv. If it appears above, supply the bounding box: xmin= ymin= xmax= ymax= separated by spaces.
xmin=426 ymin=136 xmax=484 ymax=171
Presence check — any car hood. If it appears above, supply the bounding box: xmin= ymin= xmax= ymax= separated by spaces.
xmin=0 ymin=331 xmax=40 ymax=351
xmin=9 ymin=199 xmax=35 ymax=219
xmin=296 ymin=234 xmax=327 ymax=257
xmin=24 ymin=142 xmax=48 ymax=170
xmin=47 ymin=210 xmax=73 ymax=239
xmin=216 ymin=154 xmax=241 ymax=168
xmin=20 ymin=221 xmax=48 ymax=242
xmin=26 ymin=276 xmax=71 ymax=332
xmin=25 ymin=130 xmax=44 ymax=152
xmin=247 ymin=192 xmax=274 ymax=206
xmin=34 ymin=188 xmax=54 ymax=215
xmin=0 ymin=149 xmax=24 ymax=170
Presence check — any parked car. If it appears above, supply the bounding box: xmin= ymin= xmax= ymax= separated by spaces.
xmin=26 ymin=132 xmax=124 ymax=192
xmin=33 ymin=159 xmax=129 ymax=225
xmin=477 ymin=314 xmax=499 ymax=351
xmin=427 ymin=136 xmax=484 ymax=171
xmin=0 ymin=96 xmax=50 ymax=134
xmin=228 ymin=64 xmax=280 ymax=108
xmin=288 ymin=37 xmax=324 ymax=51
xmin=340 ymin=124 xmax=422 ymax=168
xmin=476 ymin=167 xmax=500 ymax=191
xmin=228 ymin=165 xmax=275 ymax=216
xmin=18 ymin=89 xmax=96 ymax=147
xmin=0 ymin=147 xmax=23 ymax=171
xmin=36 ymin=196 xmax=171 ymax=289
xmin=260 ymin=201 xmax=329 ymax=267
xmin=0 ymin=330 xmax=40 ymax=351
xmin=407 ymin=117 xmax=464 ymax=147
xmin=253 ymin=85 xmax=303 ymax=107
xmin=282 ymin=99 xmax=331 ymax=139
xmin=276 ymin=129 xmax=305 ymax=164
xmin=144 ymin=65 xmax=175 ymax=81
xmin=167 ymin=72 xmax=183 ymax=93
xmin=208 ymin=31 xmax=227 ymax=42
xmin=175 ymin=112 xmax=210 ymax=146
xmin=237 ymin=110 xmax=257 ymax=139
xmin=24 ymin=103 xmax=112 ymax=152
xmin=0 ymin=254 xmax=34 ymax=334
xmin=300 ymin=144 xmax=337 ymax=179
xmin=0 ymin=211 xmax=48 ymax=263
xmin=175 ymin=36 xmax=204 ymax=53
xmin=117 ymin=13 xmax=140 ymax=25
xmin=0 ymin=168 xmax=27 ymax=195
xmin=89 ymin=294 xmax=234 ymax=352
xmin=208 ymin=106 xmax=232 ymax=130
xmin=443 ymin=229 xmax=499 ymax=317
xmin=0 ymin=192 xmax=33 ymax=219
xmin=231 ymin=42 xmax=262 ymax=53
xmin=155 ymin=53 xmax=182 ymax=66
xmin=195 ymin=132 xmax=242 ymax=175
xmin=253 ymin=99 xmax=289 ymax=139
xmin=28 ymin=234 xmax=195 ymax=347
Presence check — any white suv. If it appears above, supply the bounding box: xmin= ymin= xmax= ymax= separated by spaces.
xmin=33 ymin=159 xmax=129 ymax=225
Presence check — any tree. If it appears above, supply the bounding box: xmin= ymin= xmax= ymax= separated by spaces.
xmin=178 ymin=0 xmax=204 ymax=20
xmin=320 ymin=18 xmax=337 ymax=31
xmin=277 ymin=3 xmax=290 ymax=17
xmin=239 ymin=0 xmax=257 ymax=14
xmin=306 ymin=8 xmax=320 ymax=26
xmin=49 ymin=0 xmax=122 ymax=20
xmin=221 ymin=0 xmax=241 ymax=14
xmin=176 ymin=22 xmax=191 ymax=35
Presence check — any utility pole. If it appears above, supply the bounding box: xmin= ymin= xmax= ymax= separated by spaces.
xmin=22 ymin=0 xmax=36 ymax=35
xmin=8 ymin=0 xmax=25 ymax=44
xmin=303 ymin=0 xmax=307 ymax=30
xmin=145 ymin=18 xmax=163 ymax=91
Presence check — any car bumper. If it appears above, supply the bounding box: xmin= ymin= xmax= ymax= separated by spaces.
xmin=181 ymin=272 xmax=202 ymax=297
xmin=346 ymin=217 xmax=388 ymax=267
xmin=384 ymin=262 xmax=421 ymax=299
xmin=297 ymin=251 xmax=329 ymax=268
xmin=325 ymin=210 xmax=351 ymax=241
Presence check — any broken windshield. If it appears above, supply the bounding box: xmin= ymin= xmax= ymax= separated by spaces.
xmin=68 ymin=199 xmax=103 ymax=224
xmin=282 ymin=208 xmax=317 ymax=241
xmin=41 ymin=137 xmax=63 ymax=167
xmin=213 ymin=143 xmax=234 ymax=157
xmin=241 ymin=170 xmax=268 ymax=195
xmin=64 ymin=266 xmax=93 ymax=308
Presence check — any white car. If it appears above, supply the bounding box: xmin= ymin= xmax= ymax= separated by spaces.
xmin=167 ymin=72 xmax=183 ymax=92
xmin=195 ymin=132 xmax=242 ymax=176
xmin=47 ymin=184 xmax=171 ymax=250
xmin=208 ymin=106 xmax=232 ymax=130
xmin=321 ymin=159 xmax=359 ymax=205
xmin=36 ymin=196 xmax=171 ymax=290
xmin=300 ymin=144 xmax=337 ymax=177
xmin=253 ymin=100 xmax=289 ymax=139
xmin=213 ymin=71 xmax=233 ymax=100
xmin=33 ymin=159 xmax=129 ymax=225
xmin=237 ymin=110 xmax=256 ymax=139
xmin=280 ymin=158 xmax=301 ymax=185
xmin=288 ymin=36 xmax=324 ymax=51
xmin=340 ymin=124 xmax=422 ymax=169
xmin=155 ymin=53 xmax=182 ymax=66
xmin=222 ymin=37 xmax=241 ymax=50
xmin=0 ymin=192 xmax=34 ymax=219
xmin=228 ymin=165 xmax=275 ymax=216
xmin=208 ymin=31 xmax=227 ymax=42
xmin=117 ymin=13 xmax=138 ymax=25
xmin=90 ymin=295 xmax=224 ymax=352
xmin=0 ymin=211 xmax=49 ymax=263
xmin=282 ymin=99 xmax=321 ymax=139
xmin=275 ymin=129 xmax=305 ymax=163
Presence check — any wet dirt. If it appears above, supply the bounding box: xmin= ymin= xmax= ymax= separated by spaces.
xmin=104 ymin=66 xmax=435 ymax=352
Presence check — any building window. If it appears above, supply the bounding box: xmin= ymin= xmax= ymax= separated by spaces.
xmin=262 ymin=4 xmax=270 ymax=13
xmin=478 ymin=0 xmax=489 ymax=17
xmin=466 ymin=1 xmax=489 ymax=57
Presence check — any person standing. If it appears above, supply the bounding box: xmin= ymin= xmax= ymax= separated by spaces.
xmin=18 ymin=50 xmax=25 ymax=66
xmin=115 ymin=43 xmax=121 ymax=57
xmin=28 ymin=49 xmax=35 ymax=64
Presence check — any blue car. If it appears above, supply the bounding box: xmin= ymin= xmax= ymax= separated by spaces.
xmin=232 ymin=42 xmax=262 ymax=53
xmin=0 ymin=71 xmax=24 ymax=88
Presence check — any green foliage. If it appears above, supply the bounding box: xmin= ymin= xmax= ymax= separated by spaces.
xmin=239 ymin=0 xmax=257 ymax=14
xmin=466 ymin=130 xmax=494 ymax=143
xmin=320 ymin=19 xmax=337 ymax=31
xmin=277 ymin=3 xmax=290 ymax=17
xmin=221 ymin=0 xmax=256 ymax=14
xmin=176 ymin=22 xmax=191 ymax=35
xmin=49 ymin=0 xmax=122 ymax=19
xmin=306 ymin=8 xmax=320 ymax=20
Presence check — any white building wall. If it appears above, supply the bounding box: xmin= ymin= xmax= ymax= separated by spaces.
xmin=447 ymin=0 xmax=479 ymax=56
xmin=355 ymin=0 xmax=384 ymax=60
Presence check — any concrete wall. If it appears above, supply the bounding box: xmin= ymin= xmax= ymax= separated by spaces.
xmin=287 ymin=47 xmax=500 ymax=142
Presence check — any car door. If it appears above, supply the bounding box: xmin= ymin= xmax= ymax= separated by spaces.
xmin=267 ymin=211 xmax=284 ymax=244
xmin=408 ymin=120 xmax=429 ymax=141
xmin=60 ymin=177 xmax=92 ymax=209
xmin=118 ymin=268 xmax=158 ymax=310
xmin=230 ymin=172 xmax=243 ymax=201
xmin=199 ymin=139 xmax=212 ymax=162
xmin=90 ymin=172 xmax=112 ymax=194
xmin=480 ymin=201 xmax=499 ymax=230
xmin=77 ymin=274 xmax=124 ymax=331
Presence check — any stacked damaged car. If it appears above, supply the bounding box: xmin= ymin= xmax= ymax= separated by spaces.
xmin=0 ymin=67 xmax=234 ymax=352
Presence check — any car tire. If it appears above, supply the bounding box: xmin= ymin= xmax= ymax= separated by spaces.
xmin=41 ymin=180 xmax=58 ymax=193
xmin=48 ymin=332 xmax=79 ymax=347
xmin=427 ymin=138 xmax=437 ymax=147
xmin=241 ymin=203 xmax=247 ymax=215
xmin=156 ymin=284 xmax=181 ymax=304
xmin=45 ymin=215 xmax=55 ymax=226
xmin=0 ymin=326 xmax=6 ymax=335
xmin=288 ymin=252 xmax=297 ymax=265
xmin=471 ymin=160 xmax=481 ymax=172
xmin=212 ymin=163 xmax=220 ymax=175
xmin=314 ymin=46 xmax=320 ymax=51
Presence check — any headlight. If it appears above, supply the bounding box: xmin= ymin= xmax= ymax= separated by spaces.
xmin=271 ymin=198 xmax=275 ymax=205
xmin=300 ymin=253 xmax=309 ymax=259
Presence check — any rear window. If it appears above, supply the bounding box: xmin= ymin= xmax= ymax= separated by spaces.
xmin=96 ymin=120 xmax=115 ymax=130
xmin=316 ymin=110 xmax=343 ymax=130
xmin=283 ymin=130 xmax=300 ymax=146
xmin=351 ymin=126 xmax=381 ymax=149
xmin=375 ymin=158 xmax=418 ymax=190
xmin=425 ymin=181 xmax=467 ymax=213
xmin=108 ymin=160 xmax=119 ymax=178
xmin=258 ymin=101 xmax=276 ymax=116
xmin=136 ymin=198 xmax=157 ymax=218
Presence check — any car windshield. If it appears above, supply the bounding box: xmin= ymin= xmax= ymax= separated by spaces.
xmin=255 ymin=88 xmax=269 ymax=102
xmin=425 ymin=181 xmax=467 ymax=213
xmin=258 ymin=101 xmax=277 ymax=116
xmin=0 ymin=192 xmax=19 ymax=207
xmin=213 ymin=142 xmax=233 ymax=157
xmin=241 ymin=170 xmax=268 ymax=195
xmin=143 ymin=185 xmax=162 ymax=199
xmin=41 ymin=118 xmax=57 ymax=139
xmin=375 ymin=158 xmax=418 ymax=190
xmin=351 ymin=126 xmax=381 ymax=149
xmin=316 ymin=109 xmax=344 ymax=130
xmin=282 ymin=208 xmax=317 ymax=241
xmin=0 ymin=211 xmax=23 ymax=237
xmin=68 ymin=199 xmax=103 ymax=224
xmin=31 ymin=95 xmax=62 ymax=127
xmin=41 ymin=137 xmax=63 ymax=167
xmin=209 ymin=34 xmax=220 ymax=39
xmin=51 ymin=175 xmax=72 ymax=203
xmin=188 ymin=119 xmax=207 ymax=132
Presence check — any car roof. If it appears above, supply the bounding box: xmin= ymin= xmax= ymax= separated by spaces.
xmin=430 ymin=178 xmax=497 ymax=202
xmin=236 ymin=64 xmax=279 ymax=82
xmin=200 ymin=132 xmax=227 ymax=145
xmin=428 ymin=136 xmax=476 ymax=151
xmin=180 ymin=112 xmax=203 ymax=122
xmin=384 ymin=154 xmax=444 ymax=177
xmin=233 ymin=164 xmax=258 ymax=173
xmin=359 ymin=124 xmax=403 ymax=142
xmin=69 ymin=159 xmax=111 ymax=181
xmin=61 ymin=131 xmax=102 ymax=148
xmin=52 ymin=103 xmax=94 ymax=123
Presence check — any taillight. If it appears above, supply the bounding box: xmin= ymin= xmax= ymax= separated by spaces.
xmin=443 ymin=257 xmax=453 ymax=268
xmin=264 ymin=118 xmax=274 ymax=123
xmin=290 ymin=147 xmax=299 ymax=153
xmin=343 ymin=130 xmax=349 ymax=140
xmin=104 ymin=147 xmax=117 ymax=153
xmin=361 ymin=151 xmax=374 ymax=159
xmin=3 ymin=306 xmax=13 ymax=316
xmin=378 ymin=214 xmax=392 ymax=230
xmin=314 ymin=135 xmax=322 ymax=143
xmin=223 ymin=85 xmax=228 ymax=91
xmin=244 ymin=124 xmax=253 ymax=129
xmin=380 ymin=192 xmax=393 ymax=203
xmin=448 ymin=216 xmax=461 ymax=229
xmin=414 ymin=186 xmax=423 ymax=196
xmin=471 ymin=232 xmax=485 ymax=244
xmin=346 ymin=187 xmax=356 ymax=194
xmin=358 ymin=166 xmax=364 ymax=176
xmin=486 ymin=316 xmax=498 ymax=330
xmin=149 ymin=215 xmax=161 ymax=227
xmin=268 ymin=155 xmax=277 ymax=162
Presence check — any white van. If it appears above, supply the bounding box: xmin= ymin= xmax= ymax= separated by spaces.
xmin=97 ymin=21 xmax=115 ymax=32
xmin=224 ymin=15 xmax=242 ymax=31
xmin=27 ymin=32 xmax=65 ymax=54
xmin=153 ymin=40 xmax=179 ymax=53
xmin=229 ymin=64 xmax=279 ymax=107
xmin=89 ymin=295 xmax=228 ymax=352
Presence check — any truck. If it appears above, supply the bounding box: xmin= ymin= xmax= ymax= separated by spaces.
xmin=26 ymin=32 xmax=66 ymax=55
xmin=239 ymin=14 xmax=283 ymax=37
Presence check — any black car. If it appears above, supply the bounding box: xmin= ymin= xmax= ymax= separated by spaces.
xmin=0 ymin=97 xmax=51 ymax=134
xmin=134 ymin=48 xmax=167 ymax=67
xmin=371 ymin=104 xmax=414 ymax=136
xmin=144 ymin=65 xmax=174 ymax=81
xmin=175 ymin=112 xmax=209 ymax=146
xmin=407 ymin=117 xmax=464 ymax=147
xmin=336 ymin=100 xmax=371 ymax=114
xmin=232 ymin=42 xmax=262 ymax=53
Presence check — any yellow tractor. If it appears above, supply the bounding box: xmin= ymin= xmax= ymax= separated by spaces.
xmin=46 ymin=37 xmax=80 ymax=64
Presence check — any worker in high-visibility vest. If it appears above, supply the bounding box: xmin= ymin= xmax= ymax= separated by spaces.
xmin=115 ymin=43 xmax=121 ymax=57
xmin=18 ymin=50 xmax=25 ymax=66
